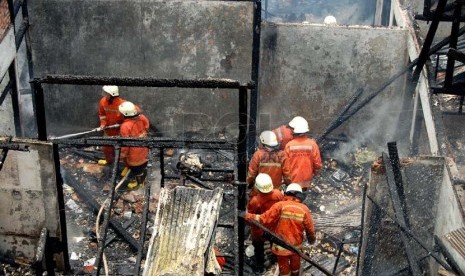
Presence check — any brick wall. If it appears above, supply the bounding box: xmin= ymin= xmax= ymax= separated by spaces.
xmin=0 ymin=0 xmax=10 ymax=40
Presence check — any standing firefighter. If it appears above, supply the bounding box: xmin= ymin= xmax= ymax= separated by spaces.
xmin=98 ymin=85 xmax=125 ymax=165
xmin=118 ymin=101 xmax=150 ymax=189
xmin=283 ymin=116 xmax=322 ymax=190
xmin=247 ymin=131 xmax=289 ymax=198
xmin=246 ymin=183 xmax=316 ymax=276
xmin=246 ymin=173 xmax=284 ymax=274
xmin=273 ymin=121 xmax=294 ymax=151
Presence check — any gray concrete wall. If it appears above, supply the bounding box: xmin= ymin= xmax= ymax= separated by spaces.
xmin=0 ymin=139 xmax=65 ymax=268
xmin=259 ymin=23 xmax=411 ymax=153
xmin=28 ymin=0 xmax=254 ymax=138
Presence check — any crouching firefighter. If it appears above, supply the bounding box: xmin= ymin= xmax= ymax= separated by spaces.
xmin=118 ymin=101 xmax=150 ymax=189
xmin=245 ymin=183 xmax=316 ymax=276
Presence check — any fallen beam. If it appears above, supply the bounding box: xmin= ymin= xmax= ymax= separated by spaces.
xmin=61 ymin=167 xmax=140 ymax=252
xmin=239 ymin=214 xmax=333 ymax=276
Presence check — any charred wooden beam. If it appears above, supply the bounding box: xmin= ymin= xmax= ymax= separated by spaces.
xmin=33 ymin=82 xmax=47 ymax=141
xmin=53 ymin=136 xmax=235 ymax=150
xmin=383 ymin=149 xmax=422 ymax=275
xmin=62 ymin=167 xmax=140 ymax=252
xmin=8 ymin=64 xmax=22 ymax=136
xmin=434 ymin=235 xmax=464 ymax=275
xmin=444 ymin=3 xmax=462 ymax=87
xmin=366 ymin=195 xmax=453 ymax=271
xmin=134 ymin=148 xmax=154 ymax=275
xmin=448 ymin=48 xmax=465 ymax=64
xmin=240 ymin=214 xmax=333 ymax=276
xmin=32 ymin=75 xmax=255 ymax=90
xmin=414 ymin=14 xmax=465 ymax=22
xmin=431 ymin=82 xmax=465 ymax=95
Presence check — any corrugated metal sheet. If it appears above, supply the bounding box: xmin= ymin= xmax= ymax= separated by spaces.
xmin=143 ymin=186 xmax=223 ymax=276
xmin=444 ymin=227 xmax=465 ymax=258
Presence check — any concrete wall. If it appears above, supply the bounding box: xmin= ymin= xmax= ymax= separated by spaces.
xmin=259 ymin=23 xmax=411 ymax=152
xmin=0 ymin=139 xmax=66 ymax=268
xmin=28 ymin=0 xmax=254 ymax=137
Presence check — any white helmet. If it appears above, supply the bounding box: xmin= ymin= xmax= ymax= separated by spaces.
xmin=260 ymin=131 xmax=278 ymax=147
xmin=289 ymin=116 xmax=309 ymax=134
xmin=255 ymin=173 xmax=273 ymax=193
xmin=119 ymin=101 xmax=138 ymax=117
xmin=324 ymin=15 xmax=337 ymax=25
xmin=102 ymin=85 xmax=119 ymax=96
xmin=286 ymin=183 xmax=303 ymax=194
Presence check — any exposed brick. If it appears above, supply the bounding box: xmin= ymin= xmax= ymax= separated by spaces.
xmin=0 ymin=0 xmax=11 ymax=39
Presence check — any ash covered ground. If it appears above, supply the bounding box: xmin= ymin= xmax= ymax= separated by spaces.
xmin=0 ymin=139 xmax=376 ymax=275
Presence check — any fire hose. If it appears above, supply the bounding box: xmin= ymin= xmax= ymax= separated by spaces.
xmin=49 ymin=124 xmax=121 ymax=140
xmin=238 ymin=213 xmax=333 ymax=276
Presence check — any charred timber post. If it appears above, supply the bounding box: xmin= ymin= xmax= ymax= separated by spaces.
xmin=367 ymin=196 xmax=453 ymax=271
xmin=159 ymin=148 xmax=165 ymax=188
xmin=387 ymin=142 xmax=411 ymax=226
xmin=33 ymin=82 xmax=47 ymax=141
xmin=53 ymin=143 xmax=70 ymax=272
xmin=135 ymin=147 xmax=154 ymax=275
xmin=248 ymin=0 xmax=261 ymax=158
xmin=237 ymin=86 xmax=248 ymax=276
xmin=316 ymin=88 xmax=363 ymax=144
xmin=412 ymin=0 xmax=449 ymax=80
xmin=444 ymin=3 xmax=462 ymax=87
xmin=434 ymin=235 xmax=464 ymax=275
xmin=33 ymin=75 xmax=255 ymax=90
xmin=242 ymin=216 xmax=333 ymax=276
xmin=383 ymin=151 xmax=422 ymax=276
xmin=95 ymin=147 xmax=122 ymax=276
xmin=355 ymin=175 xmax=368 ymax=276
xmin=8 ymin=65 xmax=22 ymax=136
xmin=448 ymin=48 xmax=465 ymax=65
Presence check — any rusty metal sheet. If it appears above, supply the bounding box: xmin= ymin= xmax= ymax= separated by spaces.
xmin=143 ymin=186 xmax=223 ymax=276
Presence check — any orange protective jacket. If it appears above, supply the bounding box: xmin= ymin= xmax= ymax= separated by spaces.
xmin=273 ymin=125 xmax=294 ymax=150
xmin=120 ymin=114 xmax=150 ymax=167
xmin=246 ymin=189 xmax=284 ymax=240
xmin=98 ymin=97 xmax=126 ymax=136
xmin=283 ymin=136 xmax=322 ymax=188
xmin=246 ymin=196 xmax=315 ymax=256
xmin=246 ymin=148 xmax=288 ymax=189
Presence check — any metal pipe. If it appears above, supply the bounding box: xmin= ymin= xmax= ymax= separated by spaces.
xmin=33 ymin=75 xmax=255 ymax=89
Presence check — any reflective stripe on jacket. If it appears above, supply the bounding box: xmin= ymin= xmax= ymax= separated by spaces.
xmin=120 ymin=114 xmax=150 ymax=166
xmin=283 ymin=136 xmax=322 ymax=187
xmin=257 ymin=196 xmax=315 ymax=256
xmin=98 ymin=97 xmax=126 ymax=136
xmin=273 ymin=125 xmax=294 ymax=150
xmin=247 ymin=189 xmax=284 ymax=240
xmin=247 ymin=148 xmax=287 ymax=189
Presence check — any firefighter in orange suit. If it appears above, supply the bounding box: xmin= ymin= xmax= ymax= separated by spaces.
xmin=246 ymin=183 xmax=316 ymax=276
xmin=246 ymin=173 xmax=284 ymax=273
xmin=118 ymin=101 xmax=150 ymax=189
xmin=247 ymin=131 xmax=289 ymax=198
xmin=98 ymin=85 xmax=126 ymax=164
xmin=283 ymin=116 xmax=322 ymax=190
xmin=273 ymin=122 xmax=294 ymax=150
